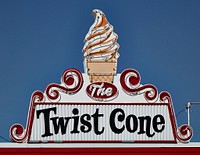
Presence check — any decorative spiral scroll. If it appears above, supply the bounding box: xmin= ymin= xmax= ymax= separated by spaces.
xmin=159 ymin=91 xmax=172 ymax=104
xmin=62 ymin=68 xmax=83 ymax=93
xmin=46 ymin=68 xmax=83 ymax=102
xmin=120 ymin=69 xmax=158 ymax=103
xmin=10 ymin=91 xmax=44 ymax=143
xmin=177 ymin=124 xmax=193 ymax=143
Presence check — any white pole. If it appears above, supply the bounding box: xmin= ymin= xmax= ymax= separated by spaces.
xmin=186 ymin=102 xmax=200 ymax=126
xmin=187 ymin=102 xmax=191 ymax=126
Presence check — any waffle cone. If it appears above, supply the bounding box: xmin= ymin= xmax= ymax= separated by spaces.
xmin=87 ymin=61 xmax=117 ymax=83
xmin=89 ymin=75 xmax=114 ymax=83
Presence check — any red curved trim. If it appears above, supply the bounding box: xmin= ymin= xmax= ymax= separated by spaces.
xmin=10 ymin=91 xmax=44 ymax=143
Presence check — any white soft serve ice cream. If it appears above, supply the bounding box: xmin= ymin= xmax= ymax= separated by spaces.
xmin=83 ymin=9 xmax=120 ymax=62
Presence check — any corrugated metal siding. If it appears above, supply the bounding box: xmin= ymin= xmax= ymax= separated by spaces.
xmin=30 ymin=104 xmax=174 ymax=142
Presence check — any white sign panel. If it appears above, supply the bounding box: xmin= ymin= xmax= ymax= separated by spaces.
xmin=29 ymin=103 xmax=175 ymax=143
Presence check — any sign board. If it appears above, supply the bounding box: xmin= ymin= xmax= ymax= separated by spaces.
xmin=31 ymin=103 xmax=174 ymax=142
xmin=10 ymin=9 xmax=192 ymax=143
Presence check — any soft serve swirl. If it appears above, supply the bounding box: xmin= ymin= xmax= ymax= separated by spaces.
xmin=83 ymin=9 xmax=120 ymax=62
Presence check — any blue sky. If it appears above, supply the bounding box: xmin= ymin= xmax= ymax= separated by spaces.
xmin=0 ymin=0 xmax=200 ymax=142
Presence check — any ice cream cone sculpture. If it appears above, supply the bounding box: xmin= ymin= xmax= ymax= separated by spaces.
xmin=83 ymin=9 xmax=120 ymax=83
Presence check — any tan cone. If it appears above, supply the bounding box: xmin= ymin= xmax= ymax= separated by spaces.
xmin=87 ymin=61 xmax=117 ymax=83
